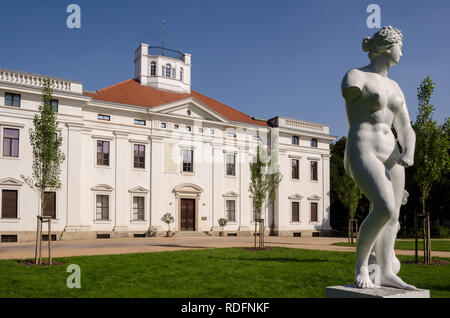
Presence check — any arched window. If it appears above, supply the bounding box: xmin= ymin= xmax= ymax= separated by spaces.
xmin=165 ymin=64 xmax=172 ymax=78
xmin=172 ymin=68 xmax=176 ymax=79
xmin=150 ymin=62 xmax=156 ymax=76
xmin=180 ymin=67 xmax=184 ymax=81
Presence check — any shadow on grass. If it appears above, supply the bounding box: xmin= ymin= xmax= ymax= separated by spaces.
xmin=212 ymin=257 xmax=328 ymax=263
xmin=147 ymin=244 xmax=209 ymax=249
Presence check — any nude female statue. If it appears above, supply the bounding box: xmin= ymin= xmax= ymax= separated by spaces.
xmin=341 ymin=26 xmax=417 ymax=290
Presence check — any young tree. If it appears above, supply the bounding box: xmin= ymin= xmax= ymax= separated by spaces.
xmin=218 ymin=218 xmax=228 ymax=236
xmin=249 ymin=145 xmax=282 ymax=249
xmin=413 ymin=76 xmax=450 ymax=264
xmin=28 ymin=79 xmax=65 ymax=264
xmin=161 ymin=213 xmax=174 ymax=236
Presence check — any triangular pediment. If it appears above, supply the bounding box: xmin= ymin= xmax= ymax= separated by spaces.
xmin=91 ymin=184 xmax=113 ymax=192
xmin=288 ymin=193 xmax=303 ymax=200
xmin=152 ymin=99 xmax=230 ymax=123
xmin=0 ymin=177 xmax=24 ymax=186
xmin=308 ymin=194 xmax=321 ymax=200
xmin=129 ymin=186 xmax=149 ymax=193
xmin=223 ymin=191 xmax=239 ymax=198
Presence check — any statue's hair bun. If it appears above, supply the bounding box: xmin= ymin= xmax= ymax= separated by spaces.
xmin=362 ymin=37 xmax=371 ymax=52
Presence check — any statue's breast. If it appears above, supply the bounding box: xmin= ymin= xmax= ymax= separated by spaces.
xmin=361 ymin=80 xmax=389 ymax=113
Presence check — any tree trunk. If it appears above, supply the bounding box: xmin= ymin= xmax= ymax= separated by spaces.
xmin=414 ymin=210 xmax=418 ymax=264
xmin=34 ymin=216 xmax=40 ymax=265
xmin=427 ymin=213 xmax=432 ymax=264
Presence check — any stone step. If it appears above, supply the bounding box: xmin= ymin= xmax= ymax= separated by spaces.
xmin=174 ymin=231 xmax=210 ymax=237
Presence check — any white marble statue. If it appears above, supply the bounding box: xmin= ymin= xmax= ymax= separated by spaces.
xmin=341 ymin=26 xmax=417 ymax=290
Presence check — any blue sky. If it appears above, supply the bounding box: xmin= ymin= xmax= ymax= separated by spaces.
xmin=0 ymin=0 xmax=448 ymax=138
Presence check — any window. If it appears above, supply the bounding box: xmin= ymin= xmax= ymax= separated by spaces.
xmin=292 ymin=202 xmax=300 ymax=222
xmin=311 ymin=138 xmax=318 ymax=148
xmin=310 ymin=202 xmax=318 ymax=222
xmin=182 ymin=149 xmax=194 ymax=172
xmin=98 ymin=114 xmax=110 ymax=121
xmin=174 ymin=124 xmax=179 ymax=130
xmin=161 ymin=122 xmax=167 ymax=128
xmin=50 ymin=99 xmax=58 ymax=112
xmin=186 ymin=126 xmax=191 ymax=132
xmin=133 ymin=196 xmax=145 ymax=221
xmin=226 ymin=200 xmax=236 ymax=222
xmin=5 ymin=93 xmax=20 ymax=107
xmin=180 ymin=67 xmax=184 ymax=81
xmin=292 ymin=135 xmax=299 ymax=145
xmin=253 ymin=135 xmax=261 ymax=141
xmin=226 ymin=154 xmax=236 ymax=176
xmin=227 ymin=132 xmax=236 ymax=138
xmin=96 ymin=140 xmax=110 ymax=166
xmin=150 ymin=61 xmax=156 ymax=76
xmin=133 ymin=144 xmax=145 ymax=169
xmin=165 ymin=64 xmax=172 ymax=78
xmin=311 ymin=161 xmax=318 ymax=181
xmin=134 ymin=119 xmax=146 ymax=126
xmin=1 ymin=190 xmax=18 ymax=218
xmin=210 ymin=129 xmax=214 ymax=135
xmin=292 ymin=159 xmax=299 ymax=179
xmin=3 ymin=128 xmax=19 ymax=157
xmin=43 ymin=192 xmax=56 ymax=219
xmin=187 ymin=110 xmax=191 ymax=116
xmin=96 ymin=195 xmax=109 ymax=220
xmin=198 ymin=128 xmax=203 ymax=133
xmin=172 ymin=68 xmax=176 ymax=79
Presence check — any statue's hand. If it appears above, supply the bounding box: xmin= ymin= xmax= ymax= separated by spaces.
xmin=397 ymin=154 xmax=414 ymax=167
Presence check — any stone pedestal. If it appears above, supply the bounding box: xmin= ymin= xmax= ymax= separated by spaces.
xmin=326 ymin=285 xmax=430 ymax=298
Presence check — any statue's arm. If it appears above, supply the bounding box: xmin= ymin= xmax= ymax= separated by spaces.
xmin=341 ymin=69 xmax=364 ymax=101
xmin=393 ymin=87 xmax=416 ymax=167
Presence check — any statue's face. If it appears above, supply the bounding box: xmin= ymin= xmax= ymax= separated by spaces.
xmin=389 ymin=42 xmax=403 ymax=65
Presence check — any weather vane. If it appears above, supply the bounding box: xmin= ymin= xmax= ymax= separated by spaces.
xmin=162 ymin=19 xmax=166 ymax=56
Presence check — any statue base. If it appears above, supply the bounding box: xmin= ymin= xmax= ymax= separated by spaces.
xmin=326 ymin=285 xmax=430 ymax=298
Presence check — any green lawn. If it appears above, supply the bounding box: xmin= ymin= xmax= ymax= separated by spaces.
xmin=333 ymin=240 xmax=450 ymax=252
xmin=0 ymin=247 xmax=448 ymax=298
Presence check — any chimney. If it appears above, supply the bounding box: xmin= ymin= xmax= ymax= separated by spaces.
xmin=134 ymin=43 xmax=149 ymax=85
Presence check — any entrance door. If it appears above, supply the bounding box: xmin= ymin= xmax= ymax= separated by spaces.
xmin=180 ymin=199 xmax=195 ymax=231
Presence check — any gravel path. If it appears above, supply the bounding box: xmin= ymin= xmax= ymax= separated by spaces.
xmin=1 ymin=236 xmax=449 ymax=260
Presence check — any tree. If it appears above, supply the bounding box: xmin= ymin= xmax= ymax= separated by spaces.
xmin=161 ymin=213 xmax=174 ymax=237
xmin=218 ymin=218 xmax=228 ymax=236
xmin=249 ymin=145 xmax=282 ymax=249
xmin=27 ymin=79 xmax=65 ymax=265
xmin=330 ymin=137 xmax=362 ymax=242
xmin=413 ymin=75 xmax=450 ymax=264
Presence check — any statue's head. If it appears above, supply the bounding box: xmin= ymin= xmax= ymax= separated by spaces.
xmin=363 ymin=26 xmax=403 ymax=65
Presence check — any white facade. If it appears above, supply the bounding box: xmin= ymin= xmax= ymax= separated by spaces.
xmin=0 ymin=44 xmax=335 ymax=242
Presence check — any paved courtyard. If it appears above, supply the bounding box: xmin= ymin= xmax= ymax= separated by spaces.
xmin=1 ymin=235 xmax=449 ymax=260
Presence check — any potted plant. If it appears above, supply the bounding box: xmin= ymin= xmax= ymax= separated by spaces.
xmin=218 ymin=218 xmax=228 ymax=237
xmin=161 ymin=213 xmax=174 ymax=237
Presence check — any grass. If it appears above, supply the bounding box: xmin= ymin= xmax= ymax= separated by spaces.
xmin=0 ymin=247 xmax=448 ymax=298
xmin=332 ymin=239 xmax=450 ymax=252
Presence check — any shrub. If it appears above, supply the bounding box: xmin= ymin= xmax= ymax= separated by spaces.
xmin=431 ymin=226 xmax=450 ymax=238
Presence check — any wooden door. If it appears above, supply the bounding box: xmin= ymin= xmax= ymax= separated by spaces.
xmin=180 ymin=199 xmax=195 ymax=231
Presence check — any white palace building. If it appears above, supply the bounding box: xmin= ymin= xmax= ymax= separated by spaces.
xmin=0 ymin=44 xmax=335 ymax=242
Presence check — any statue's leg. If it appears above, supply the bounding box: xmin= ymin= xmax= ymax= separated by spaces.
xmin=349 ymin=154 xmax=396 ymax=289
xmin=375 ymin=164 xmax=417 ymax=290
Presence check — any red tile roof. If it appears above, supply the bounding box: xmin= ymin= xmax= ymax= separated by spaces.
xmin=83 ymin=79 xmax=267 ymax=126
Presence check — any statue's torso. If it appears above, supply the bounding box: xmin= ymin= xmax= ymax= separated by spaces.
xmin=343 ymin=69 xmax=405 ymax=171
